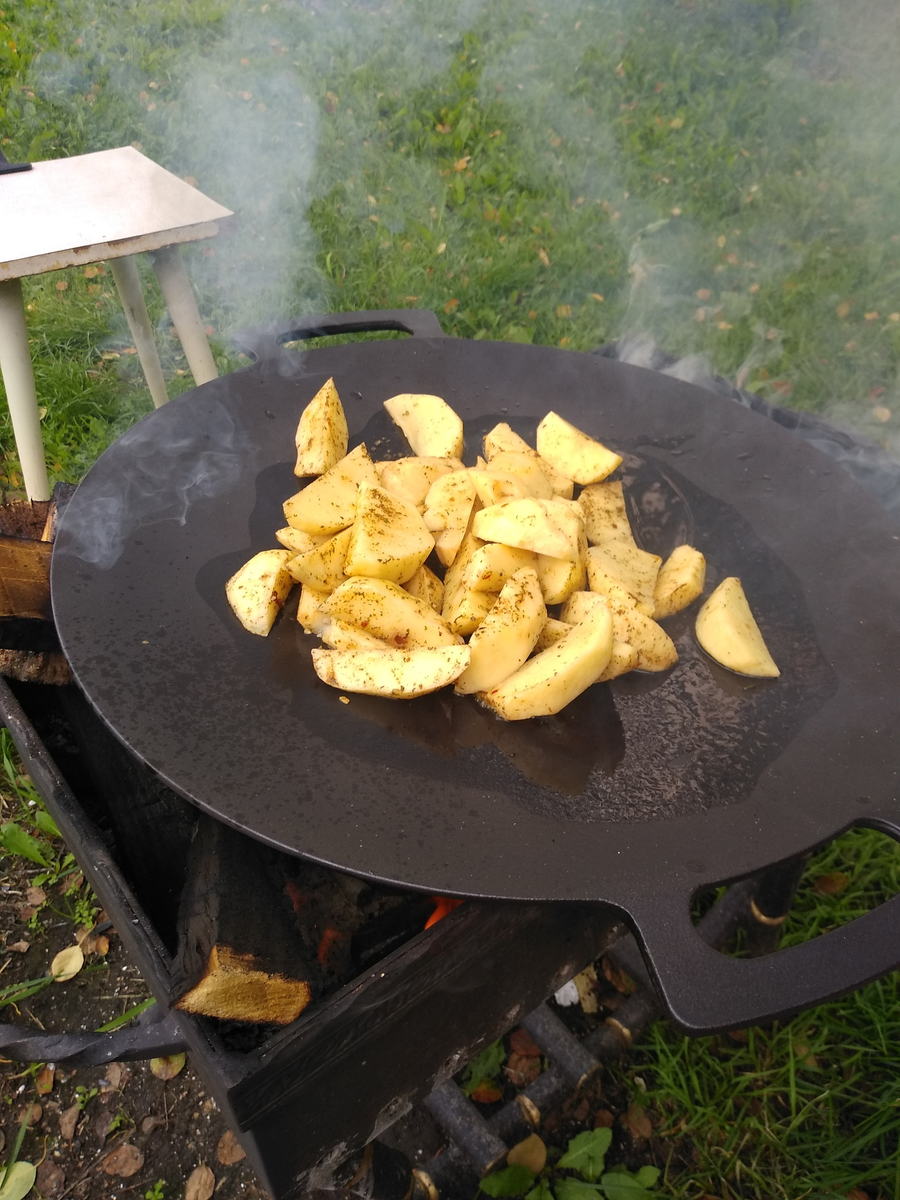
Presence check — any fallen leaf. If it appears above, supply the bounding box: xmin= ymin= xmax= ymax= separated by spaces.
xmin=594 ymin=1109 xmax=615 ymax=1128
xmin=51 ymin=945 xmax=84 ymax=982
xmin=836 ymin=301 xmax=851 ymax=319
xmin=470 ymin=1082 xmax=503 ymax=1104
xmin=717 ymin=321 xmax=733 ymax=331
xmin=105 ymin=1062 xmax=131 ymax=1092
xmin=0 ymin=1161 xmax=36 ymax=1200
xmin=16 ymin=906 xmax=36 ymax=922
xmin=444 ymin=298 xmax=460 ymax=313
xmin=56 ymin=281 xmax=68 ymax=291
xmin=504 ymin=1053 xmax=541 ymax=1087
xmin=217 ymin=1129 xmax=246 ymax=1165
xmin=695 ymin=308 xmax=707 ymax=322
xmin=873 ymin=406 xmax=892 ymax=424
xmin=590 ymin=293 xmax=604 ymax=302
xmin=18 ymin=1103 xmax=42 ymax=1126
xmin=26 ymin=886 xmax=46 ymax=906
xmin=621 ymin=1102 xmax=652 ymax=1139
xmin=94 ymin=1110 xmax=118 ymax=1143
xmin=696 ymin=288 xmax=711 ymax=300
xmin=509 ymin=1029 xmax=542 ymax=1059
xmin=871 ymin=386 xmax=886 ymax=398
xmin=36 ymin=1065 xmax=55 ymax=1095
xmin=845 ymin=340 xmax=857 ymax=351
xmin=669 ymin=117 xmax=684 ymax=129
xmin=717 ymin=235 xmax=727 ymax=248
xmin=556 ymin=304 xmax=572 ymax=319
xmin=185 ymin=1164 xmax=216 ymax=1200
xmin=864 ymin=311 xmax=879 ymax=321
xmin=435 ymin=123 xmax=451 ymax=133
xmin=59 ymin=1103 xmax=80 ymax=1141
xmin=141 ymin=1115 xmax=167 ymax=1135
xmin=150 ymin=1053 xmax=186 ymax=1081
xmin=574 ymin=964 xmax=599 ymax=1014
xmin=437 ymin=242 xmax=447 ymax=254
xmin=847 ymin=1190 xmax=869 ymax=1200
xmin=453 ymin=157 xmax=471 ymax=171
xmin=671 ymin=207 xmax=682 ymax=215
xmin=102 ymin=1144 xmax=144 ymax=1178
xmin=507 ymin=1134 xmax=546 ymax=1175
xmin=814 ymin=871 xmax=849 ymax=895
xmin=35 ymin=1160 xmax=65 ymax=1198
xmin=771 ymin=380 xmax=793 ymax=396
xmin=538 ymin=248 xmax=550 ymax=267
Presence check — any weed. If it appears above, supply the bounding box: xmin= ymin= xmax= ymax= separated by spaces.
xmin=144 ymin=1180 xmax=166 ymax=1200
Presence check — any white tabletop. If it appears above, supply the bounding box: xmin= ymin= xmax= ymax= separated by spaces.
xmin=0 ymin=147 xmax=233 ymax=280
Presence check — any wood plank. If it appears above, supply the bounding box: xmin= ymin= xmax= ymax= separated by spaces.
xmin=0 ymin=147 xmax=233 ymax=279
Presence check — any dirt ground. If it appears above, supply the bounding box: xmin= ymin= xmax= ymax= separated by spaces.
xmin=0 ymin=855 xmax=268 ymax=1200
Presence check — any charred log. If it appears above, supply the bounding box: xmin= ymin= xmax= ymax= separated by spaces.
xmin=172 ymin=813 xmax=317 ymax=1025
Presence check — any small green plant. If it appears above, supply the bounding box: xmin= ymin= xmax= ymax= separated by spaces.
xmin=479 ymin=1129 xmax=661 ymax=1200
xmin=461 ymin=1040 xmax=507 ymax=1099
xmin=0 ymin=1105 xmax=37 ymax=1200
xmin=74 ymin=1085 xmax=99 ymax=1111
xmin=144 ymin=1179 xmax=166 ymax=1200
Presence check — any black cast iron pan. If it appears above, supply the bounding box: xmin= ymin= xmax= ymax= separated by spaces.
xmin=51 ymin=310 xmax=900 ymax=1034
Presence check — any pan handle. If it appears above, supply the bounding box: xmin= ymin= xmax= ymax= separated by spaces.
xmin=622 ymin=829 xmax=900 ymax=1034
xmin=232 ymin=308 xmax=446 ymax=362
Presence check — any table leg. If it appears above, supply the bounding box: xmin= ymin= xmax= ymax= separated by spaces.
xmin=151 ymin=246 xmax=218 ymax=386
xmin=0 ymin=278 xmax=51 ymax=502
xmin=108 ymin=256 xmax=170 ymax=409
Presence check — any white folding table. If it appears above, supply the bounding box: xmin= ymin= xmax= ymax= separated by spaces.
xmin=0 ymin=146 xmax=234 ymax=500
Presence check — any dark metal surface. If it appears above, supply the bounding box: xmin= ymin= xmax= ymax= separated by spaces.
xmin=50 ymin=312 xmax=900 ymax=1032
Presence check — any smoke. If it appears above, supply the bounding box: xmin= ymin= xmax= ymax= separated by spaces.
xmin=19 ymin=0 xmax=900 ymax=458
xmin=57 ymin=399 xmax=245 ymax=569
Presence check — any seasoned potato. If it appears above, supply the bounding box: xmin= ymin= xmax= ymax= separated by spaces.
xmin=403 ymin=563 xmax=445 ymax=612
xmin=478 ymin=604 xmax=614 ymax=720
xmin=422 ymin=471 xmax=478 ymax=567
xmin=226 ymin=550 xmax=294 ymax=636
xmin=383 ymin=393 xmax=464 ymax=458
xmin=286 ymin=527 xmax=352 ymax=591
xmin=312 ymin=645 xmax=470 ymax=698
xmin=462 ymin=543 xmax=538 ymax=593
xmin=454 ymin=568 xmax=546 ymax=694
xmin=473 ymin=498 xmax=580 ymax=561
xmin=297 ymin=584 xmax=331 ymax=632
xmin=579 ymin=481 xmax=636 ymax=548
xmin=695 ymin=577 xmax=779 ymax=677
xmin=323 ymin=577 xmax=461 ymax=649
xmin=654 ymin=545 xmax=706 ymax=618
xmin=483 ymin=422 xmax=574 ymax=498
xmin=283 ymin=443 xmax=379 ymax=536
xmin=586 ymin=542 xmax=662 ymax=614
xmin=275 ymin=526 xmax=327 ymax=554
xmin=310 ymin=613 xmax=392 ymax=652
xmin=344 ymin=482 xmax=434 ymax=584
xmin=294 ymin=377 xmax=348 ymax=477
xmin=378 ymin=456 xmax=465 ymax=509
xmin=536 ymin=412 xmax=623 ymax=486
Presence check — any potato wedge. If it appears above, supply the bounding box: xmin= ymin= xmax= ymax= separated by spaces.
xmin=312 ymin=645 xmax=470 ymax=698
xmin=535 ymin=523 xmax=588 ymax=604
xmin=695 ymin=577 xmax=779 ymax=677
xmin=423 ymin=471 xmax=478 ymax=567
xmin=286 ymin=527 xmax=352 ymax=591
xmin=378 ymin=456 xmax=464 ymax=509
xmin=483 ymin=422 xmax=574 ymax=498
xmin=297 ymin=584 xmax=331 ymax=632
xmin=654 ymin=545 xmax=706 ymax=618
xmin=275 ymin=526 xmax=328 ymax=554
xmin=486 ymin=452 xmax=554 ymax=500
xmin=586 ymin=542 xmax=662 ymax=614
xmin=473 ymin=498 xmax=580 ymax=561
xmin=384 ymin=393 xmax=464 ymax=459
xmin=462 ymin=543 xmax=538 ymax=593
xmin=283 ymin=443 xmax=379 ymax=536
xmin=579 ymin=481 xmax=636 ymax=548
xmin=534 ymin=617 xmax=573 ymax=651
xmin=309 ymin=612 xmax=392 ymax=652
xmin=455 ymin=568 xmax=546 ymax=694
xmin=478 ymin=604 xmax=614 ymax=720
xmin=536 ymin=411 xmax=622 ymax=485
xmin=226 ymin=549 xmax=294 ymax=636
xmin=323 ymin=577 xmax=460 ymax=649
xmin=344 ymin=483 xmax=434 ymax=584
xmin=467 ymin=467 xmax=533 ymax=507
xmin=294 ymin=377 xmax=348 ymax=477
xmin=403 ymin=563 xmax=445 ymax=612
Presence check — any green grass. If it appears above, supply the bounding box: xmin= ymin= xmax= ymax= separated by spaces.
xmin=2 ymin=0 xmax=900 ymax=1193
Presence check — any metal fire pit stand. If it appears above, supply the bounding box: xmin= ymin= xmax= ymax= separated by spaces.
xmin=0 ymin=672 xmax=807 ymax=1200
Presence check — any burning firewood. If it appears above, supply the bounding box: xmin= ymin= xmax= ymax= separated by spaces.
xmin=171 ymin=814 xmax=317 ymax=1025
